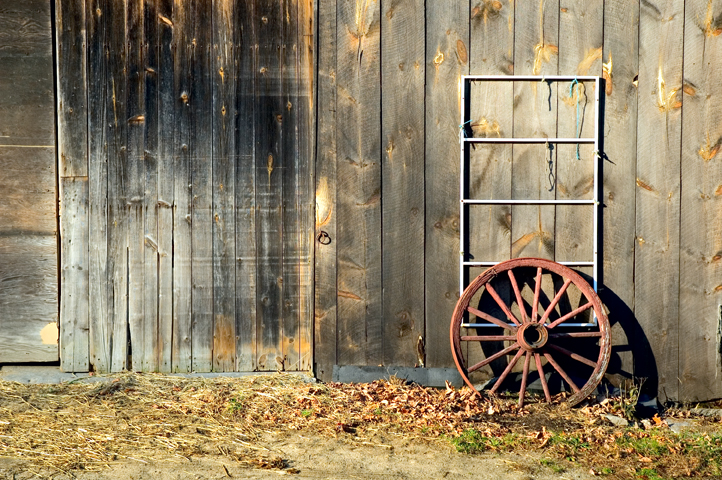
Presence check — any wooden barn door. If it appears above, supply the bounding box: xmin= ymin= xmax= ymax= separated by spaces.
xmin=0 ymin=0 xmax=59 ymax=362
xmin=55 ymin=0 xmax=315 ymax=373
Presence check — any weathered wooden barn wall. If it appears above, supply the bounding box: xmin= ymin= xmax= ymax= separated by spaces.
xmin=315 ymin=0 xmax=722 ymax=403
xmin=56 ymin=0 xmax=315 ymax=373
xmin=0 ymin=0 xmax=58 ymax=363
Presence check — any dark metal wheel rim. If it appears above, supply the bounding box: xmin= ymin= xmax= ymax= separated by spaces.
xmin=450 ymin=257 xmax=611 ymax=407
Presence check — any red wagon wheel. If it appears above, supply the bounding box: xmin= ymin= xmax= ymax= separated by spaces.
xmin=450 ymin=258 xmax=611 ymax=407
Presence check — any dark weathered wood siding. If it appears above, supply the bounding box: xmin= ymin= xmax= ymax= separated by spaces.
xmin=0 ymin=0 xmax=58 ymax=363
xmin=314 ymin=0 xmax=722 ymax=403
xmin=57 ymin=0 xmax=315 ymax=373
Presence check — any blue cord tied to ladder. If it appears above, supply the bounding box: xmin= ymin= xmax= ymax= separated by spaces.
xmin=569 ymin=78 xmax=581 ymax=160
xmin=459 ymin=119 xmax=473 ymax=138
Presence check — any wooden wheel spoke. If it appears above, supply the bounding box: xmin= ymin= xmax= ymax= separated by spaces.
xmin=485 ymin=283 xmax=522 ymax=326
xmin=539 ymin=278 xmax=572 ymax=324
xmin=547 ymin=343 xmax=597 ymax=369
xmin=467 ymin=306 xmax=515 ymax=330
xmin=461 ymin=335 xmax=517 ymax=342
xmin=548 ymin=331 xmax=602 ymax=339
xmin=543 ymin=352 xmax=580 ymax=393
xmin=530 ymin=267 xmax=543 ymax=322
xmin=546 ymin=301 xmax=593 ymax=329
xmin=490 ymin=348 xmax=525 ymax=394
xmin=507 ymin=270 xmax=528 ymax=323
xmin=467 ymin=343 xmax=520 ymax=373
xmin=518 ymin=352 xmax=532 ymax=408
xmin=534 ymin=353 xmax=551 ymax=402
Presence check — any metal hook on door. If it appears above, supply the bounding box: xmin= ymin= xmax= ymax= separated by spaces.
xmin=317 ymin=231 xmax=331 ymax=245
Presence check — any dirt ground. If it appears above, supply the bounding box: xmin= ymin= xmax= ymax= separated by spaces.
xmin=0 ymin=373 xmax=720 ymax=479
xmin=0 ymin=431 xmax=597 ymax=480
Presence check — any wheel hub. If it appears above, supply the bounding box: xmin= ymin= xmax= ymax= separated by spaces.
xmin=516 ymin=322 xmax=548 ymax=351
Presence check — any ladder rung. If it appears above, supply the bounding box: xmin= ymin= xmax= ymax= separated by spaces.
xmin=463 ymin=75 xmax=600 ymax=82
xmin=461 ymin=199 xmax=595 ymax=205
xmin=463 ymin=137 xmax=595 ymax=144
xmin=463 ymin=261 xmax=594 ymax=267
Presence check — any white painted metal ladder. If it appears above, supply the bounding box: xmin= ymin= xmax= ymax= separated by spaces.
xmin=459 ymin=75 xmax=603 ymax=327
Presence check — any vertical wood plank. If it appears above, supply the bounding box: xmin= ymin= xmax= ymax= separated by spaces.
xmin=212 ymin=0 xmax=236 ymax=371
xmin=380 ymin=0 xmax=425 ymax=366
xmin=511 ymin=0 xmax=558 ymax=261
xmin=602 ymin=0 xmax=639 ymax=381
xmin=56 ymin=0 xmax=88 ymax=177
xmin=143 ymin=0 xmax=160 ymax=372
xmin=297 ymin=0 xmax=315 ymax=372
xmin=87 ymin=0 xmax=111 ymax=372
xmin=156 ymin=0 xmax=174 ymax=373
xmin=190 ymin=0 xmax=214 ymax=372
xmin=282 ymin=0 xmax=301 ymax=371
xmin=57 ymin=0 xmax=89 ymax=371
xmin=127 ymin=0 xmax=146 ymax=371
xmin=235 ymin=0 xmax=258 ymax=372
xmin=466 ymin=0 xmax=514 ymax=379
xmin=467 ymin=0 xmax=514 ymax=264
xmin=635 ymin=0 xmax=684 ymax=401
xmin=255 ymin=0 xmax=284 ymax=371
xmin=106 ymin=0 xmax=129 ymax=372
xmin=314 ymin=0 xmax=338 ymax=379
xmin=424 ymin=0 xmax=468 ymax=368
xmin=555 ymin=0 xmax=602 ymax=268
xmin=336 ymin=0 xmax=382 ymax=366
xmin=172 ymin=0 xmax=193 ymax=372
xmin=60 ymin=177 xmax=89 ymax=372
xmin=679 ymin=0 xmax=722 ymax=401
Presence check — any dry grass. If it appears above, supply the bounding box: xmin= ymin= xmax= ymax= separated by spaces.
xmin=0 ymin=373 xmax=720 ymax=478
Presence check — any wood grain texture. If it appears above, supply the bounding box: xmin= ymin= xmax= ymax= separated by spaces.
xmin=0 ymin=153 xmax=57 ymax=363
xmin=381 ymin=0 xmax=425 ymax=366
xmin=0 ymin=235 xmax=58 ymax=363
xmin=56 ymin=0 xmax=88 ymax=177
xmin=467 ymin=0 xmax=514 ymax=264
xmin=0 ymin=0 xmax=55 ymax=147
xmin=212 ymin=0 xmax=237 ymax=372
xmin=0 ymin=147 xmax=57 ymax=236
xmin=336 ymin=0 xmax=382 ymax=366
xmin=189 ymin=0 xmax=214 ymax=373
xmin=126 ymin=0 xmax=146 ymax=371
xmin=678 ymin=0 xmax=722 ymax=402
xmin=554 ymin=0 xmax=601 ymax=266
xmin=235 ymin=0 xmax=258 ymax=372
xmin=53 ymin=0 xmax=318 ymax=375
xmin=511 ymin=0 xmax=558 ymax=261
xmin=106 ymin=0 xmax=129 ymax=372
xmin=143 ymin=0 xmax=160 ymax=372
xmin=172 ymin=0 xmax=193 ymax=373
xmin=602 ymin=0 xmax=639 ymax=382
xmin=282 ymin=0 xmax=301 ymax=371
xmin=297 ymin=0 xmax=315 ymax=372
xmin=635 ymin=0 xmax=684 ymax=402
xmin=314 ymin=0 xmax=338 ymax=379
xmin=425 ymin=0 xmax=468 ymax=368
xmin=87 ymin=0 xmax=111 ymax=372
xmin=156 ymin=0 xmax=174 ymax=373
xmin=60 ymin=177 xmax=89 ymax=372
xmin=255 ymin=0 xmax=284 ymax=371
